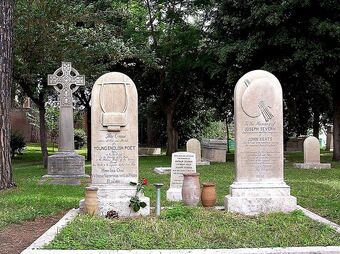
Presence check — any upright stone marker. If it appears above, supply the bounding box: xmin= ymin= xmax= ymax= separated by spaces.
xmin=167 ymin=152 xmax=196 ymax=201
xmin=90 ymin=72 xmax=150 ymax=217
xmin=43 ymin=62 xmax=87 ymax=184
xmin=201 ymin=138 xmax=227 ymax=162
xmin=186 ymin=138 xmax=210 ymax=165
xmin=225 ymin=70 xmax=296 ymax=215
xmin=294 ymin=136 xmax=331 ymax=169
xmin=326 ymin=126 xmax=334 ymax=151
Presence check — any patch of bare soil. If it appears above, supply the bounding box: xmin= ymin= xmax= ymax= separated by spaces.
xmin=0 ymin=213 xmax=64 ymax=254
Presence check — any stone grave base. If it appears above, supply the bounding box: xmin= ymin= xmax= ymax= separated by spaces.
xmin=294 ymin=163 xmax=331 ymax=169
xmin=138 ymin=147 xmax=161 ymax=156
xmin=46 ymin=152 xmax=86 ymax=174
xmin=93 ymin=185 xmax=150 ymax=217
xmin=43 ymin=152 xmax=88 ymax=185
xmin=153 ymin=167 xmax=171 ymax=174
xmin=224 ymin=182 xmax=297 ymax=215
xmin=197 ymin=160 xmax=210 ymax=166
xmin=166 ymin=188 xmax=182 ymax=201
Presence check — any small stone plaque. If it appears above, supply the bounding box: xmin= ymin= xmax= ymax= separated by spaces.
xmin=166 ymin=152 xmax=196 ymax=201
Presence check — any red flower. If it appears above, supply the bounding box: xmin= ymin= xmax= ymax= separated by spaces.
xmin=142 ymin=178 xmax=148 ymax=185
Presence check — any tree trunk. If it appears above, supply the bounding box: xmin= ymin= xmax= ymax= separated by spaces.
xmin=0 ymin=0 xmax=15 ymax=190
xmin=86 ymin=107 xmax=91 ymax=161
xmin=38 ymin=105 xmax=48 ymax=168
xmin=147 ymin=117 xmax=157 ymax=146
xmin=166 ymin=107 xmax=178 ymax=155
xmin=333 ymin=92 xmax=340 ymax=161
xmin=312 ymin=107 xmax=320 ymax=139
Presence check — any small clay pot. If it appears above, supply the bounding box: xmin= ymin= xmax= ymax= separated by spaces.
xmin=201 ymin=182 xmax=216 ymax=207
xmin=85 ymin=187 xmax=98 ymax=215
xmin=182 ymin=173 xmax=200 ymax=206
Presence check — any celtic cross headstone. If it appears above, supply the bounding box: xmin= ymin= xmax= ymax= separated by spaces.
xmin=42 ymin=62 xmax=88 ymax=184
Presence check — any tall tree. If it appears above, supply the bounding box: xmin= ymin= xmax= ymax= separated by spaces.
xmin=209 ymin=0 xmax=339 ymax=158
xmin=0 ymin=0 xmax=15 ymax=190
xmin=140 ymin=0 xmax=211 ymax=154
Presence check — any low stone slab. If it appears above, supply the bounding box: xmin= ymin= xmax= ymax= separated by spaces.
xmin=294 ymin=163 xmax=331 ymax=169
xmin=139 ymin=147 xmax=161 ymax=156
xmin=197 ymin=160 xmax=210 ymax=166
xmin=153 ymin=167 xmax=171 ymax=174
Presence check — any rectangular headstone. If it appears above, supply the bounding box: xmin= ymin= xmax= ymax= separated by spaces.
xmin=225 ymin=70 xmax=296 ymax=215
xmin=166 ymin=152 xmax=196 ymax=201
xmin=201 ymin=138 xmax=227 ymax=162
xmin=90 ymin=72 xmax=150 ymax=217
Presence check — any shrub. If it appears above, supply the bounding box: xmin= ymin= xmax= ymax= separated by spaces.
xmin=10 ymin=132 xmax=26 ymax=158
xmin=74 ymin=129 xmax=87 ymax=149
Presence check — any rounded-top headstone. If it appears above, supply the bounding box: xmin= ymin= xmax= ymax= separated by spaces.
xmin=186 ymin=138 xmax=201 ymax=162
xmin=234 ymin=70 xmax=283 ymax=183
xmin=304 ymin=136 xmax=320 ymax=164
xmin=225 ymin=70 xmax=297 ymax=215
xmin=90 ymin=72 xmax=150 ymax=217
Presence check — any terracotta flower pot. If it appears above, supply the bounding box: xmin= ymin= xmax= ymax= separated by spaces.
xmin=182 ymin=173 xmax=200 ymax=206
xmin=85 ymin=187 xmax=98 ymax=215
xmin=201 ymin=182 xmax=216 ymax=207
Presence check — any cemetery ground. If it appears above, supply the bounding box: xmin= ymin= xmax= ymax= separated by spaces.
xmin=0 ymin=145 xmax=339 ymax=252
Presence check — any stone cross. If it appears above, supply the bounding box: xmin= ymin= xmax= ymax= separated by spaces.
xmin=48 ymin=62 xmax=85 ymax=151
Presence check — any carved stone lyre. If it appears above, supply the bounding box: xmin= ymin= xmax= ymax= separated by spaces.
xmin=99 ymin=77 xmax=130 ymax=132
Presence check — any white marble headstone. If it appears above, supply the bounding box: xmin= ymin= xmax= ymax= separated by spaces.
xmin=166 ymin=152 xmax=196 ymax=201
xmin=225 ymin=70 xmax=297 ymax=215
xmin=90 ymin=72 xmax=150 ymax=217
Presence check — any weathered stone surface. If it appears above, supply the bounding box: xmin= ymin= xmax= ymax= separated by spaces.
xmin=225 ymin=70 xmax=296 ymax=215
xmin=167 ymin=152 xmax=196 ymax=201
xmin=43 ymin=62 xmax=87 ymax=184
xmin=304 ymin=136 xmax=320 ymax=163
xmin=139 ymin=147 xmax=161 ymax=156
xmin=294 ymin=136 xmax=331 ymax=169
xmin=153 ymin=167 xmax=171 ymax=174
xmin=286 ymin=137 xmax=306 ymax=152
xmin=201 ymin=138 xmax=227 ymax=162
xmin=326 ymin=125 xmax=334 ymax=151
xmin=90 ymin=72 xmax=150 ymax=217
xmin=187 ymin=138 xmax=210 ymax=165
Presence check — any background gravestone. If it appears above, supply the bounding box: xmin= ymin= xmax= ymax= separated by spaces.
xmin=166 ymin=152 xmax=196 ymax=201
xmin=225 ymin=70 xmax=296 ymax=215
xmin=294 ymin=136 xmax=331 ymax=169
xmin=186 ymin=138 xmax=210 ymax=166
xmin=201 ymin=138 xmax=227 ymax=162
xmin=90 ymin=72 xmax=150 ymax=217
xmin=42 ymin=62 xmax=88 ymax=184
xmin=326 ymin=126 xmax=334 ymax=151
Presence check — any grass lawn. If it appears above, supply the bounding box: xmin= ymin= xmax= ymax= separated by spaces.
xmin=0 ymin=144 xmax=339 ymax=249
